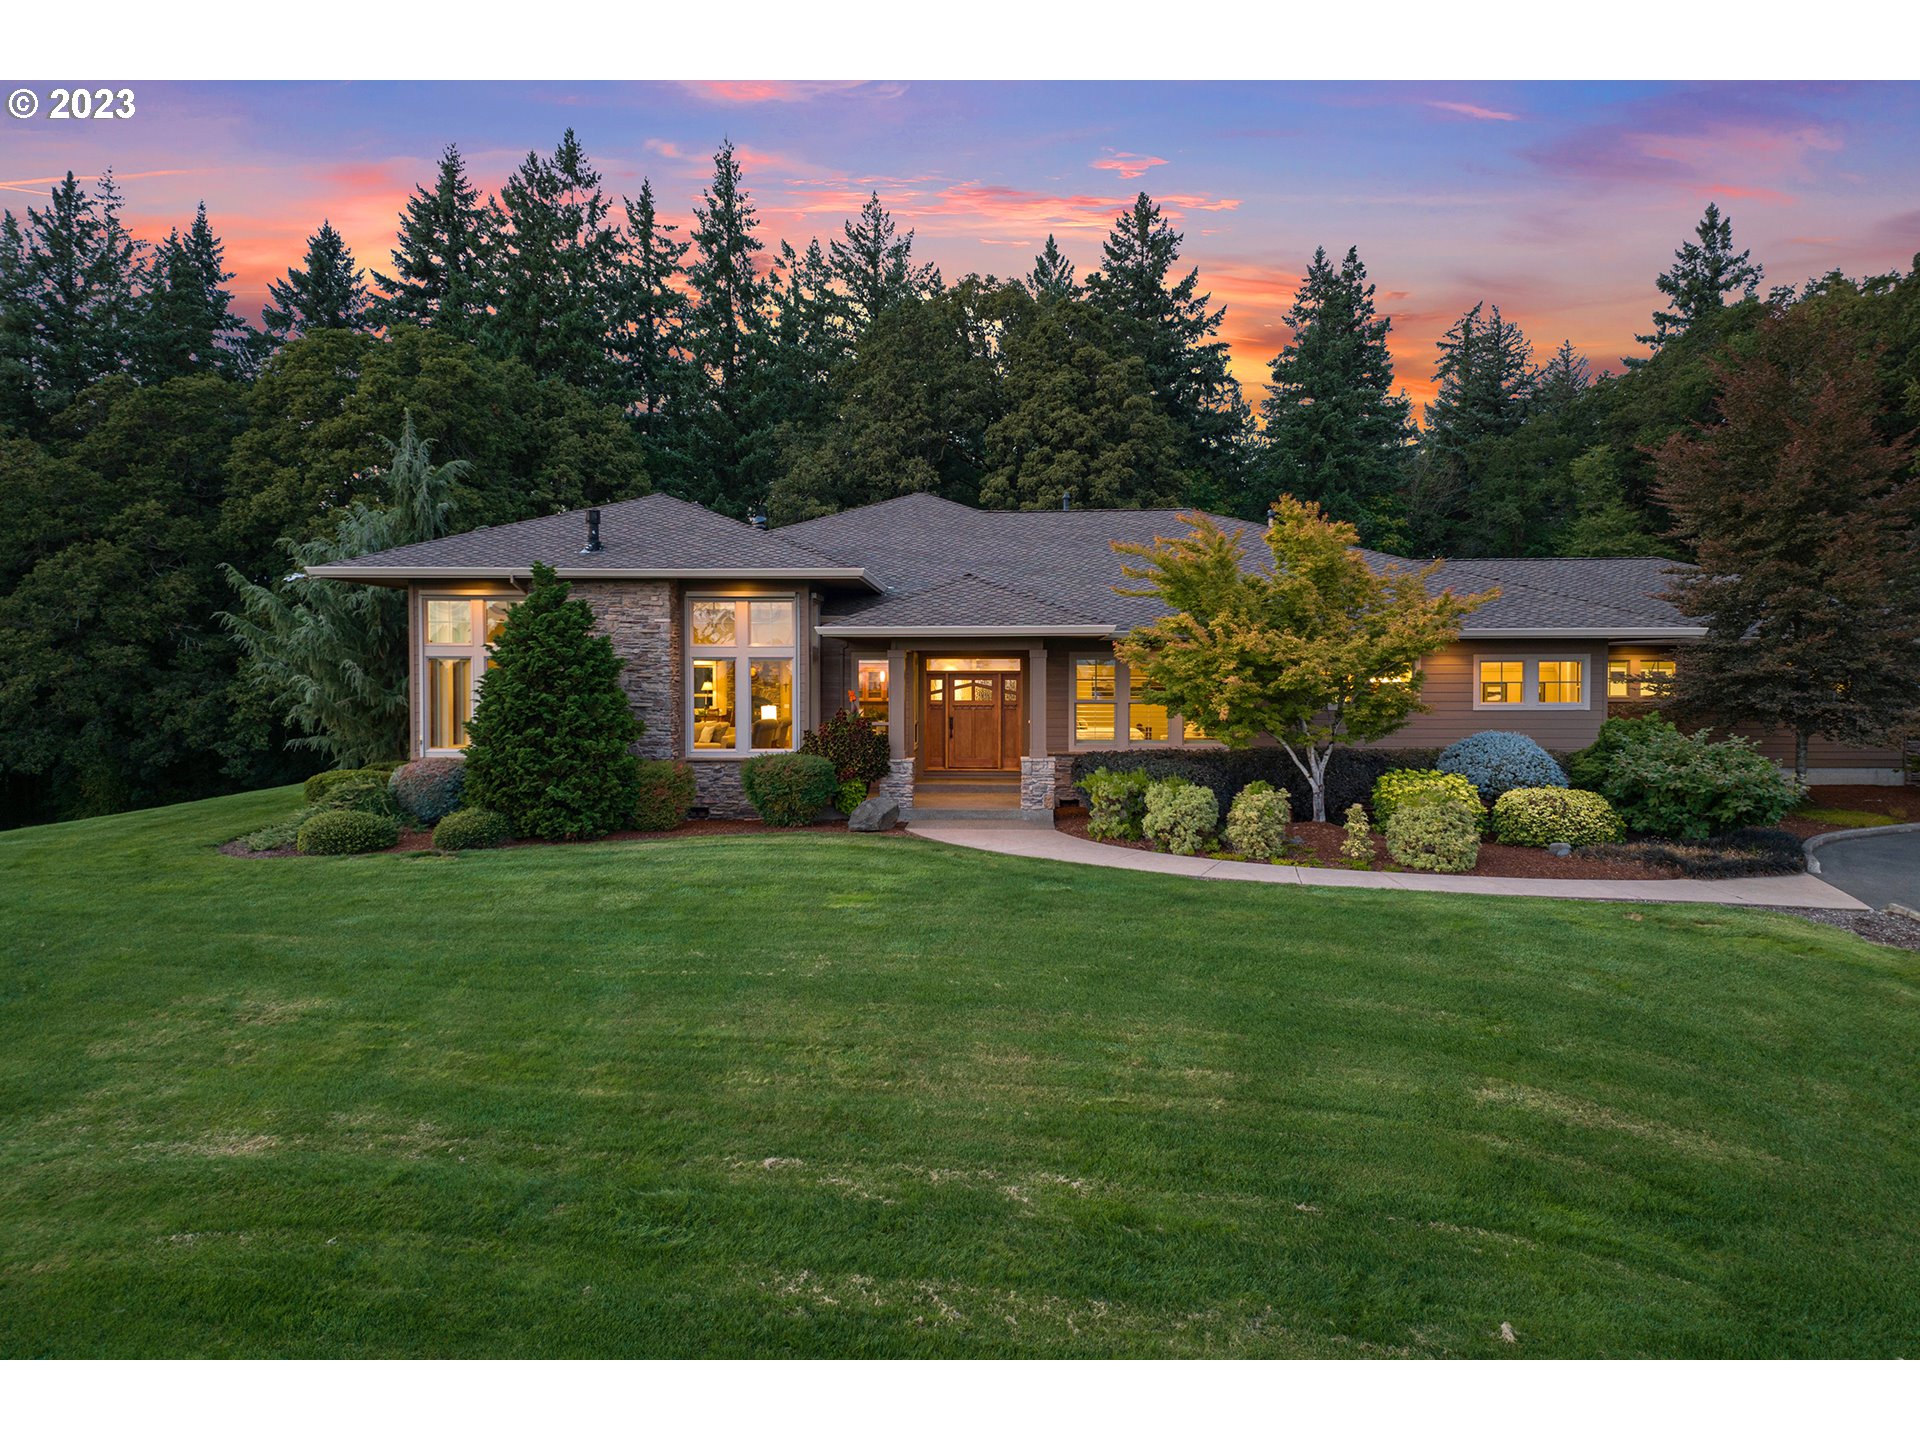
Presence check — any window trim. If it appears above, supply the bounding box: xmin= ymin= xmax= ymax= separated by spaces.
xmin=1069 ymin=652 xmax=1221 ymax=749
xmin=1607 ymin=654 xmax=1676 ymax=702
xmin=685 ymin=592 xmax=800 ymax=759
xmin=1471 ymin=653 xmax=1591 ymax=712
xmin=418 ymin=591 xmax=517 ymax=757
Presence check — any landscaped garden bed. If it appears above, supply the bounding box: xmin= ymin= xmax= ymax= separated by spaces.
xmin=221 ymin=813 xmax=904 ymax=860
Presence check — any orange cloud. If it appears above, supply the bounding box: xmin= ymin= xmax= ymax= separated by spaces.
xmin=681 ymin=81 xmax=903 ymax=104
xmin=1428 ymin=101 xmax=1520 ymax=123
xmin=1091 ymin=151 xmax=1168 ymax=180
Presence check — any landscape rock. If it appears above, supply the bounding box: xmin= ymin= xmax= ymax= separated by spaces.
xmin=1547 ymin=842 xmax=1572 ymax=857
xmin=848 ymin=796 xmax=901 ymax=832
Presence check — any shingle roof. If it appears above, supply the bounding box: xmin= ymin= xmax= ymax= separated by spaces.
xmin=816 ymin=572 xmax=1113 ymax=634
xmin=783 ymin=493 xmax=1700 ymax=637
xmin=306 ymin=491 xmax=865 ymax=583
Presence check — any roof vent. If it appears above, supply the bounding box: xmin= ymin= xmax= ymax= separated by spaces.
xmin=1061 ymin=488 xmax=1073 ymax=511
xmin=748 ymin=507 xmax=768 ymax=530
xmin=580 ymin=508 xmax=603 ymax=554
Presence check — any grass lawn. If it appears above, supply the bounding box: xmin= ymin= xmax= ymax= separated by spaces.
xmin=3 ymin=786 xmax=1917 ymax=1358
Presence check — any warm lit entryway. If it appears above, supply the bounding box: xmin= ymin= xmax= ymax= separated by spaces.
xmin=923 ymin=657 xmax=1023 ymax=772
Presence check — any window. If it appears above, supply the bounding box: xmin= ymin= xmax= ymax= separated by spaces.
xmin=1127 ymin=672 xmax=1171 ymax=742
xmin=421 ymin=594 xmax=516 ymax=752
xmin=1473 ymin=656 xmax=1589 ymax=711
xmin=689 ymin=596 xmax=797 ymax=755
xmin=1073 ymin=658 xmax=1116 ymax=743
xmin=855 ymin=658 xmax=889 ymax=735
xmin=1609 ymin=656 xmax=1675 ymax=701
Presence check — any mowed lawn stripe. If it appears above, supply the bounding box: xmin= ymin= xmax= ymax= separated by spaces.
xmin=1 ymin=786 xmax=1915 ymax=1357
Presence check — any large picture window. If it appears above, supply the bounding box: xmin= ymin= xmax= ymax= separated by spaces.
xmin=1473 ymin=655 xmax=1590 ymax=711
xmin=689 ymin=596 xmax=797 ymax=755
xmin=1072 ymin=655 xmax=1214 ymax=747
xmin=1608 ymin=656 xmax=1675 ymax=701
xmin=421 ymin=594 xmax=515 ymax=752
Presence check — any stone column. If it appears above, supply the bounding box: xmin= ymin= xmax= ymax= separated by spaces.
xmin=879 ymin=757 xmax=916 ymax=817
xmin=1022 ymin=644 xmax=1052 ymax=810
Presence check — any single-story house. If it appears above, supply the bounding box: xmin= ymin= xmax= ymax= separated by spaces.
xmin=308 ymin=491 xmax=1909 ymax=817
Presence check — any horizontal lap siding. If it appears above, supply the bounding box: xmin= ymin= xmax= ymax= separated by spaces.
xmin=1361 ymin=641 xmax=1609 ymax=753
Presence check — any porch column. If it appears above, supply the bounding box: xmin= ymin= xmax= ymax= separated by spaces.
xmin=882 ymin=646 xmax=914 ymax=817
xmin=1021 ymin=644 xmax=1055 ymax=811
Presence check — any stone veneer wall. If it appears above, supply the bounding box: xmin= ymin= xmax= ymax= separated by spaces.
xmin=878 ymin=758 xmax=916 ymax=817
xmin=1019 ymin=756 xmax=1057 ymax=810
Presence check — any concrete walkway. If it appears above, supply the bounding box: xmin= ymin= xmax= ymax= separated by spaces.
xmin=909 ymin=818 xmax=1871 ymax=909
xmin=1804 ymin=823 xmax=1920 ymax=912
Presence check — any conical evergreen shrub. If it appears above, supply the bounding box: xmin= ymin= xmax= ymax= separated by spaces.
xmin=464 ymin=563 xmax=641 ymax=839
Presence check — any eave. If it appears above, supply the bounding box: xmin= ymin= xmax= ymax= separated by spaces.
xmin=305 ymin=564 xmax=879 ymax=591
xmin=815 ymin=623 xmax=1118 ymax=639
xmin=1459 ymin=626 xmax=1707 ymax=641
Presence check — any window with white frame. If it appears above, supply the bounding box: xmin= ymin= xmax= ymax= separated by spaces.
xmin=689 ymin=596 xmax=797 ymax=755
xmin=1072 ymin=655 xmax=1216 ymax=746
xmin=1607 ymin=655 xmax=1675 ymax=701
xmin=421 ymin=595 xmax=516 ymax=752
xmin=1473 ymin=655 xmax=1589 ymax=710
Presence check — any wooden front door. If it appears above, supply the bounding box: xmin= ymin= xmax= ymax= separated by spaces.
xmin=926 ymin=669 xmax=1022 ymax=770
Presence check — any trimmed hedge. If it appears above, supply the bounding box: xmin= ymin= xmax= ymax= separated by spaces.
xmin=1142 ymin=777 xmax=1218 ymax=857
xmin=295 ymin=809 xmax=400 ymax=856
xmin=1069 ymin=746 xmax=1441 ymax=824
xmin=741 ymin=753 xmax=839 ymax=827
xmin=1371 ymin=769 xmax=1486 ymax=831
xmin=634 ymin=760 xmax=697 ymax=831
xmin=389 ymin=757 xmax=466 ymax=824
xmin=1438 ymin=731 xmax=1568 ymax=803
xmin=432 ymin=807 xmax=512 ymax=851
xmin=1491 ymin=787 xmax=1625 ymax=848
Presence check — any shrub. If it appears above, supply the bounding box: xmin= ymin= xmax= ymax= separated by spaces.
xmin=1438 ymin=730 xmax=1568 ymax=803
xmin=799 ymin=708 xmax=890 ymax=785
xmin=432 ymin=806 xmax=512 ymax=851
xmin=1142 ymin=777 xmax=1219 ymax=856
xmin=835 ymin=778 xmax=870 ymax=814
xmin=1583 ymin=827 xmax=1805 ymax=879
xmin=316 ymin=774 xmax=405 ymax=819
xmin=1595 ymin=725 xmax=1803 ymax=841
xmin=1340 ymin=805 xmax=1374 ymax=868
xmin=1371 ymin=769 xmax=1486 ymax=831
xmin=463 ymin=563 xmax=642 ymax=841
xmin=1567 ymin=713 xmax=1677 ymax=792
xmin=1384 ymin=800 xmax=1481 ymax=873
xmin=303 ymin=766 xmax=388 ymax=805
xmin=1080 ymin=767 xmax=1152 ymax=841
xmin=387 ymin=757 xmax=466 ymax=824
xmin=295 ymin=808 xmax=401 ymax=856
xmin=633 ymin=760 xmax=696 ymax=831
xmin=236 ymin=805 xmax=322 ymax=852
xmin=1224 ymin=780 xmax=1290 ymax=861
xmin=741 ymin=752 xmax=839 ymax=827
xmin=1492 ymin=788 xmax=1625 ymax=848
xmin=1069 ymin=746 xmax=1441 ymax=825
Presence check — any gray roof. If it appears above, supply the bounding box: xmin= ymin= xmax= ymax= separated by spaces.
xmin=314 ymin=486 xmax=1700 ymax=638
xmin=784 ymin=493 xmax=1699 ymax=638
xmin=306 ymin=491 xmax=868 ymax=585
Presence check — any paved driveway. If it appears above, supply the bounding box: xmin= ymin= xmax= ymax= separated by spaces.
xmin=1811 ymin=828 xmax=1920 ymax=911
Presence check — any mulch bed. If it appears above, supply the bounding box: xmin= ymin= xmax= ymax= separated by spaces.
xmin=221 ymin=816 xmax=905 ymax=860
xmin=1052 ymin=810 xmax=1681 ymax=881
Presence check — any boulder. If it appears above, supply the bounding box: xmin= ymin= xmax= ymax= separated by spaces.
xmin=1547 ymin=842 xmax=1572 ymax=857
xmin=848 ymin=796 xmax=901 ymax=832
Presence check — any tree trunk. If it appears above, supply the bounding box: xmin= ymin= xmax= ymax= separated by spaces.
xmin=1308 ymin=748 xmax=1330 ymax=824
xmin=1795 ymin=729 xmax=1809 ymax=786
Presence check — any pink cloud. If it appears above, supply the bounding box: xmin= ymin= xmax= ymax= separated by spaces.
xmin=681 ymin=81 xmax=903 ymax=105
xmin=1427 ymin=101 xmax=1521 ymax=123
xmin=1091 ymin=151 xmax=1168 ymax=180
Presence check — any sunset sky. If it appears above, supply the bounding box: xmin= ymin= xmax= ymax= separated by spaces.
xmin=3 ymin=79 xmax=1917 ymax=408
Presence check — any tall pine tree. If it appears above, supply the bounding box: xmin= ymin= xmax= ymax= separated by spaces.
xmin=829 ymin=191 xmax=937 ymax=333
xmin=262 ymin=220 xmax=370 ymax=341
xmin=609 ymin=178 xmax=690 ymax=453
xmin=1257 ymin=245 xmax=1411 ymax=545
xmin=371 ymin=143 xmax=499 ymax=339
xmin=137 ymin=204 xmax=256 ymax=383
xmin=1405 ymin=302 xmax=1536 ymax=554
xmin=1028 ymin=234 xmax=1079 ymax=300
xmin=1636 ymin=202 xmax=1764 ymax=356
xmin=1084 ymin=192 xmax=1252 ymax=512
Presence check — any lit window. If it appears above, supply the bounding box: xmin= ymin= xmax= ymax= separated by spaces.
xmin=1074 ymin=658 xmax=1116 ymax=743
xmin=1181 ymin=715 xmax=1208 ymax=741
xmin=1129 ymin=673 xmax=1171 ymax=742
xmin=1538 ymin=660 xmax=1583 ymax=705
xmin=1479 ymin=660 xmax=1523 ymax=705
xmin=421 ymin=594 xmax=516 ymax=753
xmin=855 ymin=659 xmax=889 ymax=735
xmin=1610 ymin=656 xmax=1676 ymax=701
xmin=689 ymin=596 xmax=798 ymax=755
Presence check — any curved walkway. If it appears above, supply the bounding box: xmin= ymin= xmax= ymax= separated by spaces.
xmin=909 ymin=819 xmax=1871 ymax=910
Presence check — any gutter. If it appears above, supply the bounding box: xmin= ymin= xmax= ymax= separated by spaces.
xmin=816 ymin=623 xmax=1117 ymax=638
xmin=1459 ymin=627 xmax=1707 ymax=641
xmin=307 ymin=564 xmax=877 ymax=587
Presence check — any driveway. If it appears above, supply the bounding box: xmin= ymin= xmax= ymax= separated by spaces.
xmin=1809 ymin=827 xmax=1920 ymax=912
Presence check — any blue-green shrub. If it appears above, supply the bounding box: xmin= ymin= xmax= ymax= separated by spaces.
xmin=1439 ymin=731 xmax=1568 ymax=803
xmin=389 ymin=757 xmax=466 ymax=824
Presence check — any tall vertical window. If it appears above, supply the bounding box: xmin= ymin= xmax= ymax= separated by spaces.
xmin=690 ymin=596 xmax=797 ymax=755
xmin=422 ymin=595 xmax=515 ymax=752
xmin=855 ymin=658 xmax=889 ymax=735
xmin=1073 ymin=658 xmax=1117 ymax=743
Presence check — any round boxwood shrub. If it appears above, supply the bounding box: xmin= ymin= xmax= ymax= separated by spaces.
xmin=463 ymin=563 xmax=642 ymax=841
xmin=295 ymin=808 xmax=401 ymax=855
xmin=1224 ymin=780 xmax=1290 ymax=861
xmin=432 ymin=806 xmax=512 ymax=851
xmin=1371 ymin=769 xmax=1486 ymax=831
xmin=741 ymin=752 xmax=839 ymax=827
xmin=1491 ymin=787 xmax=1625 ymax=848
xmin=1439 ymin=731 xmax=1569 ymax=804
xmin=1384 ymin=800 xmax=1480 ymax=873
xmin=633 ymin=759 xmax=697 ymax=831
xmin=1142 ymin=776 xmax=1219 ymax=857
xmin=389 ymin=757 xmax=466 ymax=824
xmin=1080 ymin=767 xmax=1152 ymax=841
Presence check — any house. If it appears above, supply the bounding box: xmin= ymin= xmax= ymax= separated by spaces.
xmin=308 ymin=491 xmax=1909 ymax=817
